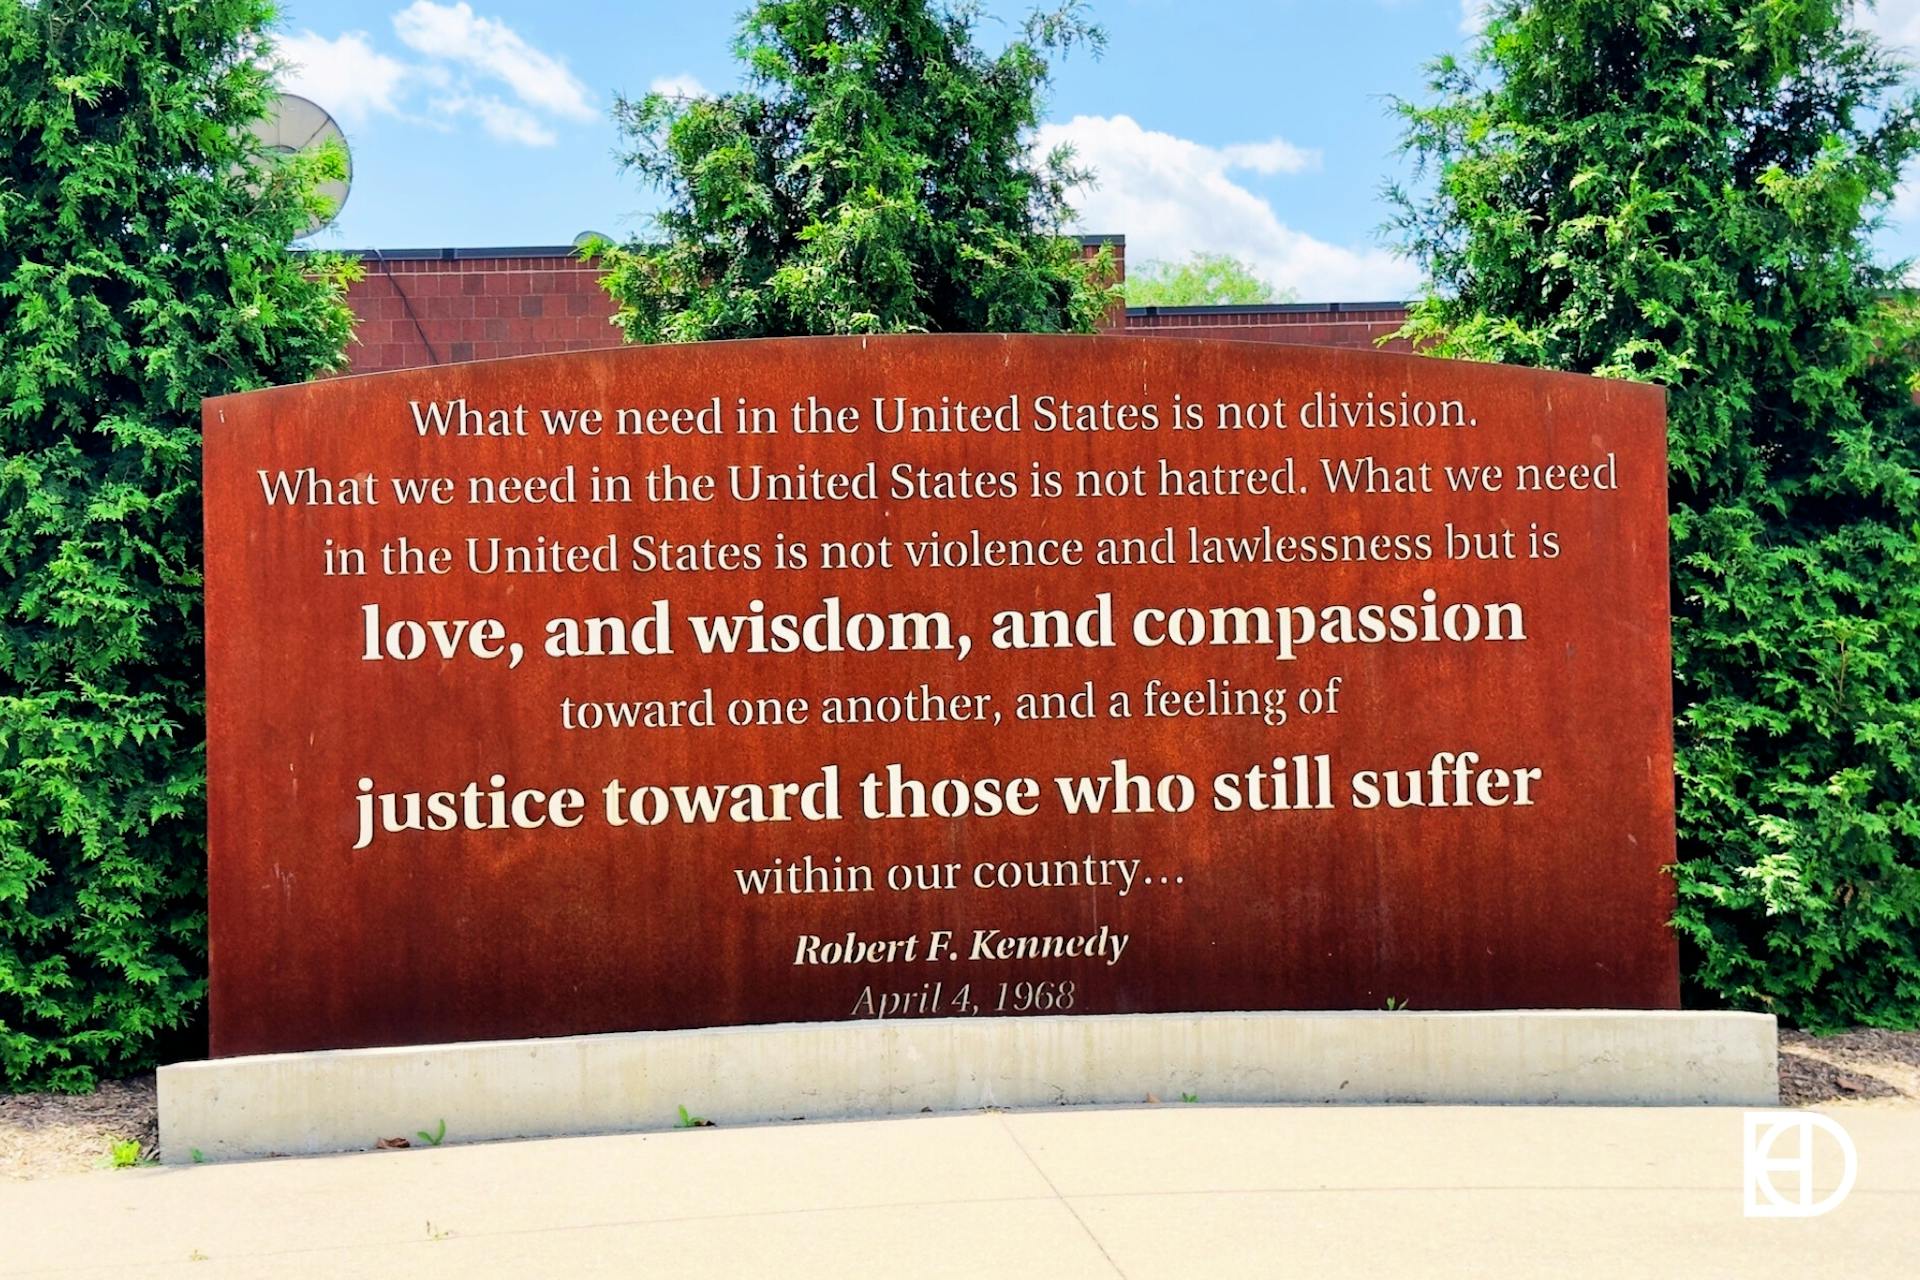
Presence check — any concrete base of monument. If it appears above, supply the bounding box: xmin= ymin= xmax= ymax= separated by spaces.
xmin=158 ymin=1009 xmax=1777 ymax=1163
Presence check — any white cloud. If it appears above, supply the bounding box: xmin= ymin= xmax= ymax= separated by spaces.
xmin=276 ymin=31 xmax=410 ymax=124
xmin=1460 ymin=0 xmax=1490 ymax=35
xmin=393 ymin=1 xmax=593 ymax=120
xmin=1040 ymin=114 xmax=1419 ymax=301
xmin=434 ymin=94 xmax=557 ymax=146
xmin=275 ymin=6 xmax=595 ymax=147
xmin=649 ymin=74 xmax=710 ymax=99
xmin=1217 ymin=140 xmax=1320 ymax=176
xmin=1858 ymin=1 xmax=1920 ymax=49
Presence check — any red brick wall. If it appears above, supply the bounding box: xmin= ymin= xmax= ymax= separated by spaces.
xmin=335 ymin=240 xmax=1406 ymax=374
xmin=1091 ymin=238 xmax=1126 ymax=331
xmin=342 ymin=249 xmax=621 ymax=374
xmin=1125 ymin=303 xmax=1411 ymax=352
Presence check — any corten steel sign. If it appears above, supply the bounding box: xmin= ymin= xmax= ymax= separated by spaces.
xmin=203 ymin=335 xmax=1677 ymax=1057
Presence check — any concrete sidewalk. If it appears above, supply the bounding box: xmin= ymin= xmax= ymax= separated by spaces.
xmin=2 ymin=1104 xmax=1915 ymax=1278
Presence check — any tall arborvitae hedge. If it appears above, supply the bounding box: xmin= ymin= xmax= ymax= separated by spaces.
xmin=1392 ymin=0 xmax=1920 ymax=1027
xmin=595 ymin=0 xmax=1116 ymax=341
xmin=0 ymin=1 xmax=354 ymax=1089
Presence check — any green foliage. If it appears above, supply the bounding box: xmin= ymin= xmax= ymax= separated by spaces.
xmin=0 ymin=1 xmax=355 ymax=1090
xmin=1392 ymin=1 xmax=1920 ymax=1028
xmin=595 ymin=0 xmax=1117 ymax=341
xmin=1125 ymin=252 xmax=1291 ymax=307
xmin=417 ymin=1118 xmax=446 ymax=1147
xmin=107 ymin=1137 xmax=148 ymax=1168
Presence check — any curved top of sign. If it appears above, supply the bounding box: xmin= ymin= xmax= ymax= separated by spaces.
xmin=202 ymin=329 xmax=1675 ymax=1057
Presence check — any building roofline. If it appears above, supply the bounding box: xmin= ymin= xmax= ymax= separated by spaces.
xmin=334 ymin=246 xmax=587 ymax=261
xmin=323 ymin=234 xmax=1125 ymax=261
xmin=1127 ymin=301 xmax=1408 ymax=317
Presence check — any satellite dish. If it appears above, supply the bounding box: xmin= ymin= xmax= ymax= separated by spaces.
xmin=249 ymin=93 xmax=352 ymax=239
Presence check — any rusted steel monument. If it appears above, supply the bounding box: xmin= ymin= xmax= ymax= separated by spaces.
xmin=202 ymin=335 xmax=1675 ymax=1057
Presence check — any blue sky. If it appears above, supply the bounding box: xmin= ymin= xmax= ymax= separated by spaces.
xmin=276 ymin=0 xmax=1920 ymax=301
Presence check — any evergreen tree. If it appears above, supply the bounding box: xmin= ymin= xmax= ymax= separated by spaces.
xmin=0 ymin=0 xmax=355 ymax=1089
xmin=1392 ymin=0 xmax=1920 ymax=1026
xmin=595 ymin=0 xmax=1115 ymax=341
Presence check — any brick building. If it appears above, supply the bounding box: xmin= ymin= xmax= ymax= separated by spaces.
xmin=336 ymin=239 xmax=1410 ymax=375
xmin=1123 ymin=301 xmax=1411 ymax=352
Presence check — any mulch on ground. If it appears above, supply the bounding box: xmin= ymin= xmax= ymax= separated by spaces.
xmin=0 ymin=1074 xmax=157 ymax=1180
xmin=1778 ymin=1028 xmax=1920 ymax=1107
